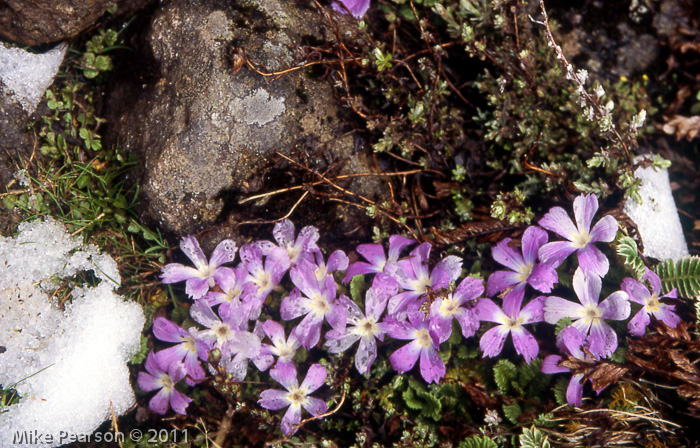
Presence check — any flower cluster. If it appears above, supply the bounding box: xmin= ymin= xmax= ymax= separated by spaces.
xmin=139 ymin=193 xmax=683 ymax=434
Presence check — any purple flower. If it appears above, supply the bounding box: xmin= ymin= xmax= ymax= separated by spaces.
xmin=325 ymin=285 xmax=396 ymax=374
xmin=240 ymin=243 xmax=291 ymax=319
xmin=343 ymin=235 xmax=415 ymax=283
xmin=622 ymin=268 xmax=680 ymax=337
xmin=384 ymin=305 xmax=445 ymax=383
xmin=137 ymin=351 xmax=192 ymax=415
xmin=152 ymin=317 xmax=211 ymax=386
xmin=541 ymin=326 xmax=599 ymax=407
xmin=312 ymin=249 xmax=349 ymax=283
xmin=388 ymin=242 xmax=463 ymax=314
xmin=429 ymin=276 xmax=482 ymax=343
xmin=190 ymin=300 xmax=261 ymax=380
xmin=273 ymin=219 xmax=319 ymax=265
xmin=332 ymin=0 xmax=371 ymax=18
xmin=204 ymin=264 xmax=258 ymax=318
xmin=544 ymin=268 xmax=629 ymax=358
xmin=487 ymin=226 xmax=558 ymax=309
xmin=254 ymin=320 xmax=301 ymax=371
xmin=281 ymin=261 xmax=346 ymax=349
xmin=538 ymin=194 xmax=618 ymax=277
xmin=258 ymin=362 xmax=328 ymax=436
xmin=161 ymin=236 xmax=237 ymax=300
xmin=475 ymin=296 xmax=545 ymax=363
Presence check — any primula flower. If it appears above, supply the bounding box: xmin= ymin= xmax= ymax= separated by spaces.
xmin=343 ymin=235 xmax=415 ymax=283
xmin=621 ymin=268 xmax=680 ymax=336
xmin=190 ymin=300 xmax=261 ymax=380
xmin=384 ymin=305 xmax=445 ymax=383
xmin=153 ymin=317 xmax=211 ymax=386
xmin=388 ymin=242 xmax=463 ymax=314
xmin=332 ymin=0 xmax=371 ymax=18
xmin=273 ymin=219 xmax=319 ymax=265
xmin=487 ymin=226 xmax=557 ymax=308
xmin=544 ymin=268 xmax=629 ymax=358
xmin=254 ymin=320 xmax=301 ymax=371
xmin=240 ymin=243 xmax=291 ymax=319
xmin=311 ymin=249 xmax=349 ymax=283
xmin=429 ymin=276 xmax=482 ymax=343
xmin=258 ymin=362 xmax=328 ymax=436
xmin=538 ymin=194 xmax=618 ymax=277
xmin=281 ymin=261 xmax=346 ymax=349
xmin=161 ymin=236 xmax=237 ymax=300
xmin=475 ymin=296 xmax=545 ymax=363
xmin=325 ymin=285 xmax=397 ymax=374
xmin=204 ymin=264 xmax=258 ymax=318
xmin=138 ymin=351 xmax=192 ymax=415
xmin=541 ymin=326 xmax=600 ymax=407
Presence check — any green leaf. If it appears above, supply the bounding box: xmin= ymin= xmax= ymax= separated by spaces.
xmin=349 ymin=274 xmax=366 ymax=304
xmin=654 ymin=256 xmax=700 ymax=298
xmin=503 ymin=401 xmax=522 ymax=424
xmin=615 ymin=234 xmax=645 ymax=279
xmin=519 ymin=426 xmax=550 ymax=448
xmin=553 ymin=377 xmax=569 ymax=406
xmin=554 ymin=317 xmax=574 ymax=336
xmin=458 ymin=435 xmax=498 ymax=448
xmin=493 ymin=359 xmax=517 ymax=393
xmin=129 ymin=334 xmax=149 ymax=364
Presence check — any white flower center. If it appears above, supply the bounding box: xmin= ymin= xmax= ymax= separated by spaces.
xmin=439 ymin=296 xmax=459 ymax=317
xmin=518 ymin=263 xmax=533 ymax=282
xmin=646 ymin=295 xmax=661 ymax=313
xmin=415 ymin=328 xmax=433 ymax=348
xmin=580 ymin=303 xmax=602 ymax=324
xmin=160 ymin=373 xmax=174 ymax=392
xmin=572 ymin=232 xmax=592 ymax=249
xmin=254 ymin=271 xmax=272 ymax=293
xmin=286 ymin=386 xmax=308 ymax=407
xmin=503 ymin=316 xmax=523 ymax=330
xmin=273 ymin=341 xmax=296 ymax=360
xmin=352 ymin=316 xmax=379 ymax=339
xmin=309 ymin=293 xmax=330 ymax=317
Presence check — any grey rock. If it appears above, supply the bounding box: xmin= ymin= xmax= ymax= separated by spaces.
xmin=107 ymin=0 xmax=383 ymax=236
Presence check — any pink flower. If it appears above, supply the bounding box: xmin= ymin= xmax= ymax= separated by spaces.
xmin=622 ymin=268 xmax=680 ymax=336
xmin=161 ymin=236 xmax=237 ymax=300
xmin=544 ymin=268 xmax=629 ymax=358
xmin=538 ymin=194 xmax=618 ymax=277
xmin=137 ymin=351 xmax=192 ymax=415
xmin=332 ymin=0 xmax=371 ymax=18
xmin=258 ymin=363 xmax=327 ymax=436
xmin=475 ymin=296 xmax=545 ymax=364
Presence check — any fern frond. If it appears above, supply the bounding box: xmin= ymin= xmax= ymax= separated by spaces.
xmin=615 ymin=235 xmax=646 ymax=279
xmin=654 ymin=256 xmax=700 ymax=298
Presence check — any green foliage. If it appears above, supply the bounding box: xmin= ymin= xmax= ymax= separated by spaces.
xmin=493 ymin=358 xmax=549 ymax=397
xmin=493 ymin=359 xmax=517 ymax=393
xmin=402 ymin=377 xmax=442 ymax=421
xmin=654 ymin=256 xmax=700 ymax=298
xmin=350 ymin=274 xmax=368 ymax=304
xmin=554 ymin=317 xmax=574 ymax=336
xmin=553 ymin=378 xmax=569 ymax=406
xmin=129 ymin=334 xmax=150 ymax=364
xmin=615 ymin=233 xmax=646 ymax=279
xmin=458 ymin=435 xmax=498 ymax=448
xmin=502 ymin=401 xmax=522 ymax=424
xmin=519 ymin=426 xmax=550 ymax=448
xmin=80 ymin=29 xmax=119 ymax=78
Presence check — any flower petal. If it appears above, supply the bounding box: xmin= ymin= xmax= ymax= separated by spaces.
xmin=389 ymin=340 xmax=421 ymax=373
xmin=388 ymin=235 xmax=415 ymax=260
xmin=642 ymin=268 xmax=663 ymax=297
xmin=273 ymin=219 xmax=295 ymax=247
xmin=544 ymin=296 xmax=584 ymax=325
xmin=431 ymin=255 xmax=463 ymax=288
xmin=577 ymin=244 xmax=610 ymax=277
xmin=588 ymin=320 xmax=618 ymax=358
xmin=180 ymin=235 xmax=208 ymax=269
xmin=522 ymin=226 xmax=549 ymax=265
xmin=491 ymin=238 xmax=525 ymax=271
xmin=520 ymin=295 xmax=545 ymax=324
xmin=209 ymin=239 xmax=238 ymax=269
xmin=153 ymin=317 xmax=187 ymax=343
xmin=270 ymin=361 xmax=298 ymax=391
xmin=627 ymin=309 xmax=650 ymax=337
xmin=479 ymin=325 xmax=509 ymax=358
xmin=161 ymin=263 xmax=200 ymax=284
xmin=539 ymin=206 xmax=579 ymax=241
xmin=654 ymin=305 xmax=681 ymax=329
xmin=327 ymin=250 xmax=350 ymax=272
xmin=137 ymin=371 xmax=162 ymax=392
xmin=527 ymin=262 xmax=558 ymax=293
xmin=281 ymin=404 xmax=302 ymax=435
xmin=573 ymin=193 xmax=599 ymax=235
xmin=573 ymin=268 xmax=601 ymax=306
xmin=300 ymin=363 xmax=328 ymax=393
xmin=621 ymin=277 xmax=650 ymax=305
xmin=356 ymin=243 xmax=386 ymax=268
xmin=486 ymin=270 xmax=521 ymax=297
xmin=511 ymin=326 xmax=539 ymax=363
xmin=589 ymin=214 xmax=618 ymax=243
xmin=541 ymin=355 xmax=568 ymax=374
xmin=455 ymin=308 xmax=480 ymax=338
xmin=474 ymin=298 xmax=508 ymax=324
xmin=599 ymin=290 xmax=630 ymax=321
xmin=567 ymin=374 xmax=584 ymax=407
xmin=185 ymin=277 xmax=211 ymax=300
xmin=148 ymin=388 xmax=171 ymax=415
xmin=170 ymin=389 xmax=192 ymax=415
xmin=355 ymin=337 xmax=377 ymax=375
xmin=538 ymin=241 xmax=577 ymax=268
xmin=419 ymin=346 xmax=446 ymax=383
xmin=259 ymin=389 xmax=291 ymax=410
xmin=303 ymin=396 xmax=327 ymax=417
xmin=280 ymin=289 xmax=308 ymax=321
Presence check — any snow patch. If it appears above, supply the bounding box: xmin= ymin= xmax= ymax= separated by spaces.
xmin=0 ymin=218 xmax=145 ymax=447
xmin=623 ymin=158 xmax=689 ymax=261
xmin=0 ymin=42 xmax=68 ymax=114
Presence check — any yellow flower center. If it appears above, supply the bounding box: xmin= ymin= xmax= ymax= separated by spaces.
xmin=415 ymin=328 xmax=433 ymax=348
xmin=646 ymin=296 xmax=661 ymax=313
xmin=572 ymin=232 xmax=592 ymax=249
